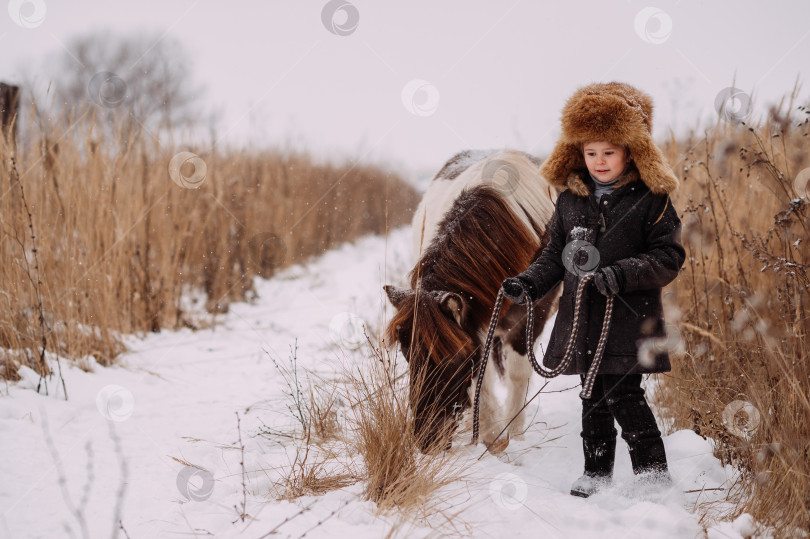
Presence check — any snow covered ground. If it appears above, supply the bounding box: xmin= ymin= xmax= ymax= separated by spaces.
xmin=1 ymin=227 xmax=756 ymax=538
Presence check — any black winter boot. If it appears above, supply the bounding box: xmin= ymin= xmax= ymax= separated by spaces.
xmin=625 ymin=430 xmax=669 ymax=476
xmin=571 ymin=378 xmax=618 ymax=498
xmin=570 ymin=436 xmax=617 ymax=498
xmin=606 ymin=388 xmax=672 ymax=485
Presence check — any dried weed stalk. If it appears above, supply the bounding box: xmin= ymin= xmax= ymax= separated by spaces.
xmin=655 ymin=92 xmax=810 ymax=534
xmin=274 ymin=423 xmax=358 ymax=501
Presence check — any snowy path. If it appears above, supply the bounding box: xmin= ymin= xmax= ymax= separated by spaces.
xmin=1 ymin=228 xmax=749 ymax=538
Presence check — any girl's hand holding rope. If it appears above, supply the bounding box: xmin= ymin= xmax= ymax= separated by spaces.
xmin=501 ymin=277 xmax=532 ymax=305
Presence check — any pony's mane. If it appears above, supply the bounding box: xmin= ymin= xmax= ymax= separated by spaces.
xmin=417 ymin=185 xmax=541 ymax=325
xmin=387 ymin=185 xmax=541 ymax=368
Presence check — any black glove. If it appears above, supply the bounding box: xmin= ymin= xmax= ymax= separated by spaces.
xmin=502 ymin=277 xmax=531 ymax=305
xmin=592 ymin=266 xmax=624 ymax=297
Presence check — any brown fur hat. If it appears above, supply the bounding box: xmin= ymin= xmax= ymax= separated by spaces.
xmin=540 ymin=82 xmax=678 ymax=196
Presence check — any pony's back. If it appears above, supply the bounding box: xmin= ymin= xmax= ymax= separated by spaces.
xmin=412 ymin=150 xmax=557 ymax=257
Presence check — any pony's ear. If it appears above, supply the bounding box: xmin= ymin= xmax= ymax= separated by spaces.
xmin=438 ymin=292 xmax=469 ymax=327
xmin=384 ymin=285 xmax=414 ymax=309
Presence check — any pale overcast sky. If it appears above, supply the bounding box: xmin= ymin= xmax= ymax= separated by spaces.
xmin=1 ymin=0 xmax=808 ymax=176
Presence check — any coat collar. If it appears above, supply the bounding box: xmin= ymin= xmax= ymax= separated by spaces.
xmin=565 ymin=164 xmax=642 ymax=198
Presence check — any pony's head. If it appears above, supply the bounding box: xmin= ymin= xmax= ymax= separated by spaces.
xmin=384 ymin=285 xmax=479 ymax=452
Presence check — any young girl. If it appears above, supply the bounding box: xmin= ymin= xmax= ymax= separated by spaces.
xmin=502 ymin=82 xmax=685 ymax=498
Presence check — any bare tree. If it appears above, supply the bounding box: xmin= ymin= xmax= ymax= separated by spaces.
xmin=46 ymin=30 xmax=203 ymax=133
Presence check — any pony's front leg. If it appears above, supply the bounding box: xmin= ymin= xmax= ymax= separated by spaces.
xmin=503 ymin=342 xmax=532 ymax=438
xmin=500 ymin=289 xmax=559 ymax=438
xmin=469 ymin=339 xmax=510 ymax=452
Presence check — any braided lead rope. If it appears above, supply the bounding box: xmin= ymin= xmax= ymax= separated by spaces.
xmin=471 ymin=288 xmax=505 ymax=445
xmin=525 ymin=274 xmax=614 ymax=399
xmin=578 ymin=293 xmax=613 ymax=399
xmin=525 ymin=276 xmax=589 ymax=379
xmin=471 ymin=274 xmax=615 ymax=445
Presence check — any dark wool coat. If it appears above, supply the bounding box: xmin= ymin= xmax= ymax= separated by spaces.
xmin=518 ymin=166 xmax=685 ymax=375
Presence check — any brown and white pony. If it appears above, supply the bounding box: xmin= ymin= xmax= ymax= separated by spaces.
xmin=384 ymin=149 xmax=560 ymax=452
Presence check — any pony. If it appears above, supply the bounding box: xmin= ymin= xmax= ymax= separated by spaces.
xmin=384 ymin=149 xmax=560 ymax=452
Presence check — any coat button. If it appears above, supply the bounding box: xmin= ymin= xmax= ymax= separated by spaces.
xmin=602 ymin=200 xmax=608 ymax=205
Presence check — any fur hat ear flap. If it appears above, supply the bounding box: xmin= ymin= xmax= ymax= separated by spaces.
xmin=539 ymin=141 xmax=583 ymax=191
xmin=627 ymin=136 xmax=678 ymax=195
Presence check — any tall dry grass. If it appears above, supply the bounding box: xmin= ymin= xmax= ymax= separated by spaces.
xmin=345 ymin=341 xmax=467 ymax=515
xmin=0 ymin=105 xmax=419 ymax=384
xmin=656 ymin=94 xmax=810 ymax=534
xmin=261 ymin=340 xmax=468 ymax=534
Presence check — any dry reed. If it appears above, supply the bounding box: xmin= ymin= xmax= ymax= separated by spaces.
xmin=655 ymin=91 xmax=810 ymax=535
xmin=0 ymin=104 xmax=419 ymax=383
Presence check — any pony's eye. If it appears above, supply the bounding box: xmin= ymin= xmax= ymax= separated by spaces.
xmin=398 ymin=331 xmax=412 ymax=354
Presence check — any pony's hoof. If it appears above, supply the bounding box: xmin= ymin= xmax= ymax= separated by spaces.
xmin=485 ymin=434 xmax=510 ymax=454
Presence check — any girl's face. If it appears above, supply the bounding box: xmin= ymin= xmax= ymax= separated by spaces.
xmin=583 ymin=141 xmax=631 ymax=183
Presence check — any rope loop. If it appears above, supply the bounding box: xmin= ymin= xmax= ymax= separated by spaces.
xmin=472 ymin=274 xmax=614 ymax=445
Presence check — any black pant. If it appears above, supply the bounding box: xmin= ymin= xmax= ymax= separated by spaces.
xmin=580 ymin=374 xmax=668 ymax=475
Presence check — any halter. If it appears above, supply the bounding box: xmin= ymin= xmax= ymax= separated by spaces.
xmin=471 ymin=273 xmax=614 ymax=445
